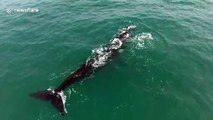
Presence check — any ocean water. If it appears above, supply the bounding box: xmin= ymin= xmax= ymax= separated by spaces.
xmin=0 ymin=0 xmax=213 ymax=120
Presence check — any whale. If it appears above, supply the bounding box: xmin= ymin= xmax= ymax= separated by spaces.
xmin=31 ymin=25 xmax=136 ymax=115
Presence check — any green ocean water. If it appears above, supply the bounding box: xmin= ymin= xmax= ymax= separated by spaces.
xmin=1 ymin=0 xmax=213 ymax=120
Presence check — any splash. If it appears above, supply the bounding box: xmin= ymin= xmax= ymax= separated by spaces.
xmin=47 ymin=88 xmax=67 ymax=113
xmin=131 ymin=32 xmax=153 ymax=49
xmin=88 ymin=25 xmax=136 ymax=68
xmin=58 ymin=91 xmax=67 ymax=113
xmin=91 ymin=45 xmax=112 ymax=68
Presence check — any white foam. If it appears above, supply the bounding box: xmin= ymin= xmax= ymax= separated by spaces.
xmin=131 ymin=33 xmax=153 ymax=49
xmin=90 ymin=26 xmax=134 ymax=68
xmin=92 ymin=51 xmax=111 ymax=68
xmin=47 ymin=87 xmax=55 ymax=93
xmin=58 ymin=91 xmax=67 ymax=113
xmin=58 ymin=91 xmax=66 ymax=105
xmin=72 ymin=88 xmax=77 ymax=93
xmin=66 ymin=88 xmax=72 ymax=98
xmin=140 ymin=33 xmax=153 ymax=40
xmin=91 ymin=43 xmax=114 ymax=68
xmin=46 ymin=88 xmax=68 ymax=113
xmin=127 ymin=25 xmax=136 ymax=30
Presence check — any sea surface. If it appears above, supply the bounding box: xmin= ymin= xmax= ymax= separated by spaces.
xmin=0 ymin=0 xmax=213 ymax=120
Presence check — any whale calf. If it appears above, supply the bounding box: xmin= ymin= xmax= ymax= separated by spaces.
xmin=31 ymin=25 xmax=136 ymax=115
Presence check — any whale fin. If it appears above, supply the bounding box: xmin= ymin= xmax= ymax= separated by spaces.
xmin=31 ymin=90 xmax=66 ymax=115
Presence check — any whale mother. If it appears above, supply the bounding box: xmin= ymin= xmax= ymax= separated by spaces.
xmin=31 ymin=25 xmax=136 ymax=115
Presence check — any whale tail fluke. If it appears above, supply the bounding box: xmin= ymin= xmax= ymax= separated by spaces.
xmin=30 ymin=89 xmax=67 ymax=116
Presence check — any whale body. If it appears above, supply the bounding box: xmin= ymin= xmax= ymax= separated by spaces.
xmin=31 ymin=25 xmax=136 ymax=115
